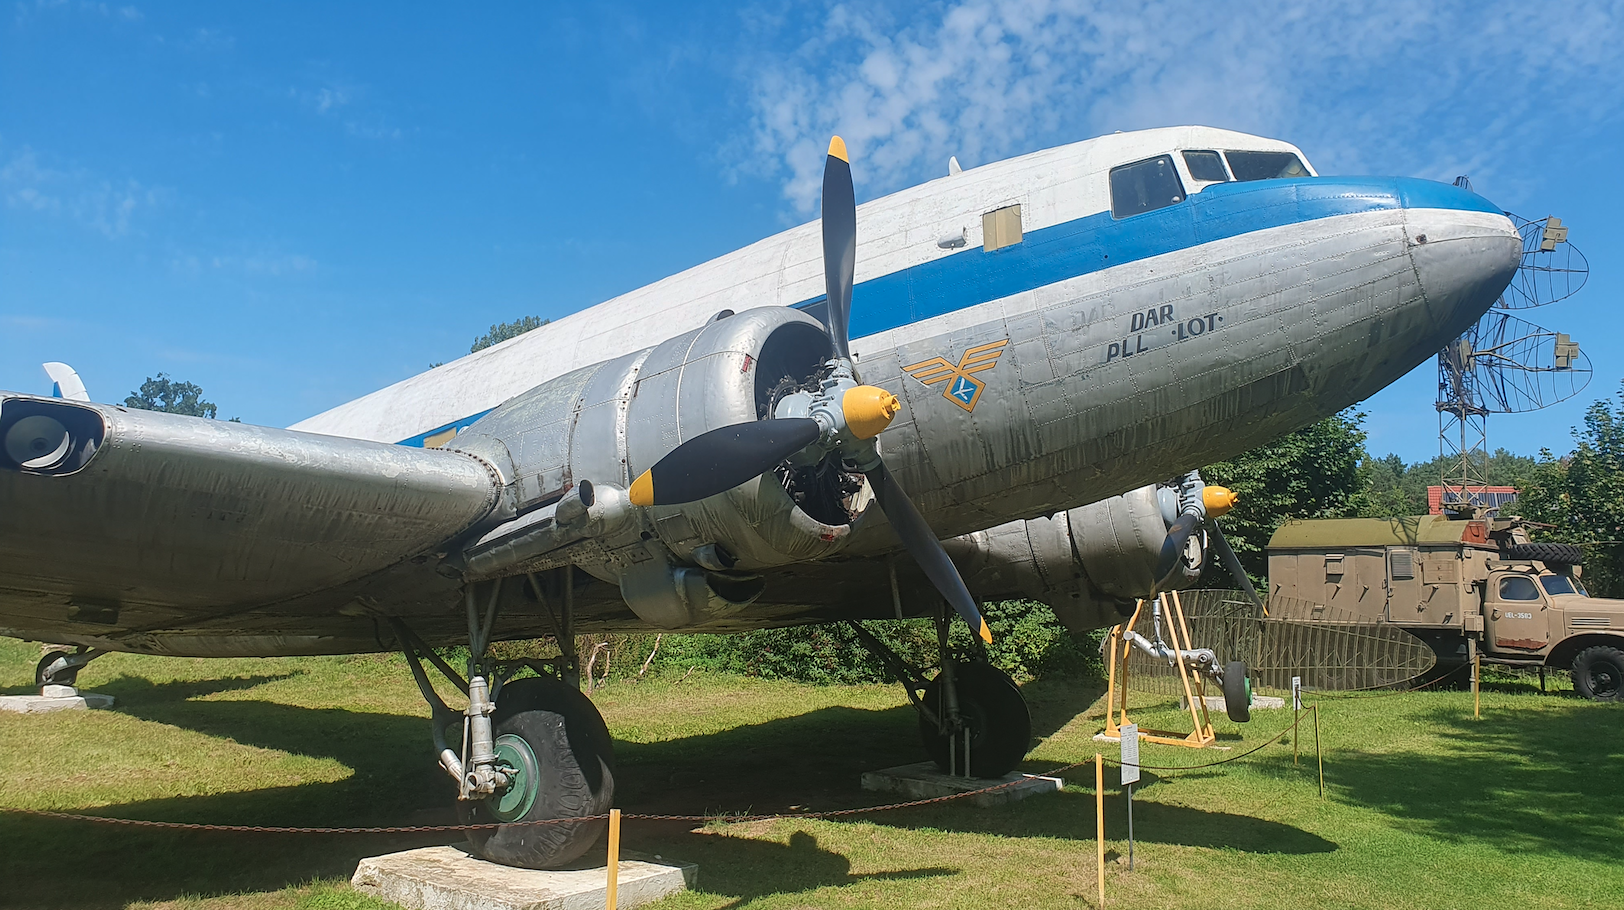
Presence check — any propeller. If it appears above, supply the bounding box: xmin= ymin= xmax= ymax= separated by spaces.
xmin=1154 ymin=482 xmax=1261 ymax=610
xmin=628 ymin=136 xmax=993 ymax=642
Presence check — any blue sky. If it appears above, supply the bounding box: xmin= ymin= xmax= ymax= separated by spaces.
xmin=3 ymin=0 xmax=1622 ymax=465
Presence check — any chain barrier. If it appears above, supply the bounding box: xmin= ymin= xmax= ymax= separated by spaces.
xmin=5 ymin=707 xmax=1320 ymax=834
xmin=1295 ymin=667 xmax=1462 ymax=699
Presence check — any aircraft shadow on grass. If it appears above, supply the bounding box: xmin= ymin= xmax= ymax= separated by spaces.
xmin=1 ymin=671 xmax=1326 ymax=908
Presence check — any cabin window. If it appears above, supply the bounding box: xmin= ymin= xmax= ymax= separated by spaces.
xmin=1109 ymin=155 xmax=1186 ymax=218
xmin=1541 ymin=575 xmax=1582 ymax=596
xmin=1225 ymin=150 xmax=1310 ymax=182
xmin=1498 ymin=575 xmax=1540 ymax=601
xmin=1182 ymin=150 xmax=1230 ymax=183
xmin=983 ymin=204 xmax=1023 ymax=251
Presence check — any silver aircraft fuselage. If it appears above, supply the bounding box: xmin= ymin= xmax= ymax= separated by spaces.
xmin=0 ymin=127 xmax=1522 ymax=655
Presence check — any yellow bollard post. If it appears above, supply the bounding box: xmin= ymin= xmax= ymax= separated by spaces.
xmin=1313 ymin=706 xmax=1324 ymax=799
xmin=605 ymin=808 xmax=621 ymax=910
xmin=1095 ymin=752 xmax=1105 ymax=907
xmin=1473 ymin=649 xmax=1481 ymax=720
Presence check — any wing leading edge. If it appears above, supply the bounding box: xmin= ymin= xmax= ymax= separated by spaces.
xmin=0 ymin=394 xmax=505 ymax=627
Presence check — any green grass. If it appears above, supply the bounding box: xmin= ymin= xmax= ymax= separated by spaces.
xmin=2 ymin=636 xmax=1620 ymax=909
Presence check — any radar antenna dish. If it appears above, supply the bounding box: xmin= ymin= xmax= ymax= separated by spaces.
xmin=1435 ymin=201 xmax=1592 ymax=512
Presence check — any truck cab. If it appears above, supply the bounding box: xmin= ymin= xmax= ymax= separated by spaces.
xmin=1267 ymin=514 xmax=1624 ymax=700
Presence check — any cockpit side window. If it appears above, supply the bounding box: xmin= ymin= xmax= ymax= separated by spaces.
xmin=1182 ymin=150 xmax=1230 ymax=184
xmin=1225 ymin=150 xmax=1310 ymax=182
xmin=1109 ymin=155 xmax=1186 ymax=219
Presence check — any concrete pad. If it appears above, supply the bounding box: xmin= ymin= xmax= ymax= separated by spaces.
xmin=351 ymin=845 xmax=696 ymax=910
xmin=1180 ymin=694 xmax=1286 ymax=711
xmin=0 ymin=691 xmax=115 ymax=714
xmin=860 ymin=761 xmax=1062 ymax=808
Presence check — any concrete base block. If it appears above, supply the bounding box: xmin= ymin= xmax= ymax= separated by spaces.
xmin=351 ymin=845 xmax=695 ymax=910
xmin=1180 ymin=694 xmax=1286 ymax=711
xmin=0 ymin=691 xmax=115 ymax=714
xmin=860 ymin=761 xmax=1062 ymax=808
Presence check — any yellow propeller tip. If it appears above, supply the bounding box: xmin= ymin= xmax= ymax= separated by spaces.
xmin=827 ymin=135 xmax=848 ymax=162
xmin=629 ymin=470 xmax=655 ymax=508
xmin=978 ymin=619 xmax=993 ymax=644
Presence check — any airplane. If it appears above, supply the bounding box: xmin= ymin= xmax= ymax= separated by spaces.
xmin=0 ymin=126 xmax=1521 ymax=868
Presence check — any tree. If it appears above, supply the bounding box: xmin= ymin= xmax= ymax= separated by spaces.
xmin=1515 ymin=379 xmax=1624 ymax=597
xmin=125 ymin=374 xmax=220 ymax=419
xmin=1197 ymin=411 xmax=1371 ymax=586
xmin=1356 ymin=448 xmax=1538 ymax=519
xmin=471 ymin=316 xmax=550 ymax=353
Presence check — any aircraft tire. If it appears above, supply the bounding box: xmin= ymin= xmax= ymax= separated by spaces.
xmin=1572 ymin=646 xmax=1624 ymax=702
xmin=460 ymin=676 xmax=616 ymax=869
xmin=1223 ymin=661 xmax=1252 ymax=722
xmin=34 ymin=650 xmax=77 ymax=687
xmin=917 ymin=662 xmax=1031 ymax=778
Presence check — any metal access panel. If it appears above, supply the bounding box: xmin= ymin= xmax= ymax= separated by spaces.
xmin=1320 ymin=547 xmax=1387 ymax=620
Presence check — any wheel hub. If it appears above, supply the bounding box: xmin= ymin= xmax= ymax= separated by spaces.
xmin=1592 ymin=666 xmax=1620 ymax=698
xmin=490 ymin=733 xmax=540 ymax=822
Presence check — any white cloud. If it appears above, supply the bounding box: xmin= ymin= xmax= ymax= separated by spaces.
xmin=0 ymin=145 xmax=166 ymax=238
xmin=737 ymin=0 xmax=1624 ymax=213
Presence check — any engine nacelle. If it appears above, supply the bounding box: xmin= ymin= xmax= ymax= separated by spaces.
xmin=952 ymin=482 xmax=1206 ymax=634
xmin=454 ymin=307 xmax=876 ymax=626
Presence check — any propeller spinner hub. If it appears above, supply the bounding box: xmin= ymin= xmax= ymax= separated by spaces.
xmin=1203 ymin=485 xmax=1239 ymax=517
xmin=842 ymin=385 xmax=900 ymax=440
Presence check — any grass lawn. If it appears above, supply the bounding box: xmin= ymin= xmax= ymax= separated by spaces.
xmin=1 ymin=637 xmax=1620 ymax=909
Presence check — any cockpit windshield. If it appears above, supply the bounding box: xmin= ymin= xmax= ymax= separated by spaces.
xmin=1225 ymin=150 xmax=1310 ymax=181
xmin=1182 ymin=150 xmax=1230 ymax=184
xmin=1541 ymin=574 xmax=1586 ymax=597
xmin=1109 ymin=155 xmax=1186 ymax=218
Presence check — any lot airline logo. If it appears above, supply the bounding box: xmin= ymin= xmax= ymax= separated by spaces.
xmin=903 ymin=339 xmax=1008 ymax=413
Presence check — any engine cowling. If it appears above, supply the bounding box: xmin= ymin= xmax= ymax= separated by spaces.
xmin=951 ymin=481 xmax=1206 ymax=634
xmin=453 ymin=307 xmax=878 ymax=627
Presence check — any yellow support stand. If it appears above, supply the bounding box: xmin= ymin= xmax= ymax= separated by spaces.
xmin=1101 ymin=591 xmax=1217 ymax=749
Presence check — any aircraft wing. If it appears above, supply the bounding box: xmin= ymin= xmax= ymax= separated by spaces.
xmin=0 ymin=393 xmax=505 ymax=623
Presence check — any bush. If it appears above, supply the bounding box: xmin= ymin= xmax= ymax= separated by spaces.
xmin=646 ymin=599 xmax=1100 ymax=685
xmin=455 ymin=600 xmax=1102 ymax=688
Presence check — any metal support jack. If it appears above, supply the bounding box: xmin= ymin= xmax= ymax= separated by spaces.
xmin=1102 ymin=591 xmax=1218 ymax=749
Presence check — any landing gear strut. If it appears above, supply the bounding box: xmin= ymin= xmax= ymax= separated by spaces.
xmin=396 ymin=570 xmax=614 ymax=869
xmin=847 ymin=607 xmax=1032 ymax=779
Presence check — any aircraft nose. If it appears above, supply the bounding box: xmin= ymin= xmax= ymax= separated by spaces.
xmin=1404 ymin=194 xmax=1522 ymax=341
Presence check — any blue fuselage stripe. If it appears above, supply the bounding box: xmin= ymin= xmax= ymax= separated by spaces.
xmin=401 ymin=176 xmax=1497 ymax=446
xmin=804 ymin=176 xmax=1499 ymax=338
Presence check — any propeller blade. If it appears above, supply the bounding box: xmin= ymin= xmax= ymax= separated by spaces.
xmin=629 ymin=418 xmax=821 ymax=507
xmin=1209 ymin=519 xmax=1264 ymax=612
xmin=1155 ymin=511 xmax=1200 ymax=583
xmin=822 ymin=136 xmax=856 ymax=361
xmin=864 ymin=459 xmax=992 ymax=642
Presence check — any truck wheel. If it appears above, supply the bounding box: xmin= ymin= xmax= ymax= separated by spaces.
xmin=1508 ymin=542 xmax=1584 ymax=566
xmin=1572 ymin=646 xmax=1624 ymax=701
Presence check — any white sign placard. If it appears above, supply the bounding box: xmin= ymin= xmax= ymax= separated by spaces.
xmin=1292 ymin=676 xmax=1302 ymax=711
xmin=1120 ymin=723 xmax=1140 ymax=785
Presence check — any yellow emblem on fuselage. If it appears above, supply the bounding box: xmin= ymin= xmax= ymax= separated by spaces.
xmin=902 ymin=339 xmax=1009 ymax=412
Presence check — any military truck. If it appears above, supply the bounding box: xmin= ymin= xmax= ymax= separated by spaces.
xmin=1266 ymin=514 xmax=1622 ymax=700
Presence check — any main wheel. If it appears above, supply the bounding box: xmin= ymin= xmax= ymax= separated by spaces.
xmin=459 ymin=676 xmax=616 ymax=869
xmin=1572 ymin=646 xmax=1624 ymax=701
xmin=917 ymin=662 xmax=1031 ymax=778
xmin=1223 ymin=660 xmax=1252 ymax=722
xmin=35 ymin=651 xmax=77 ymax=687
